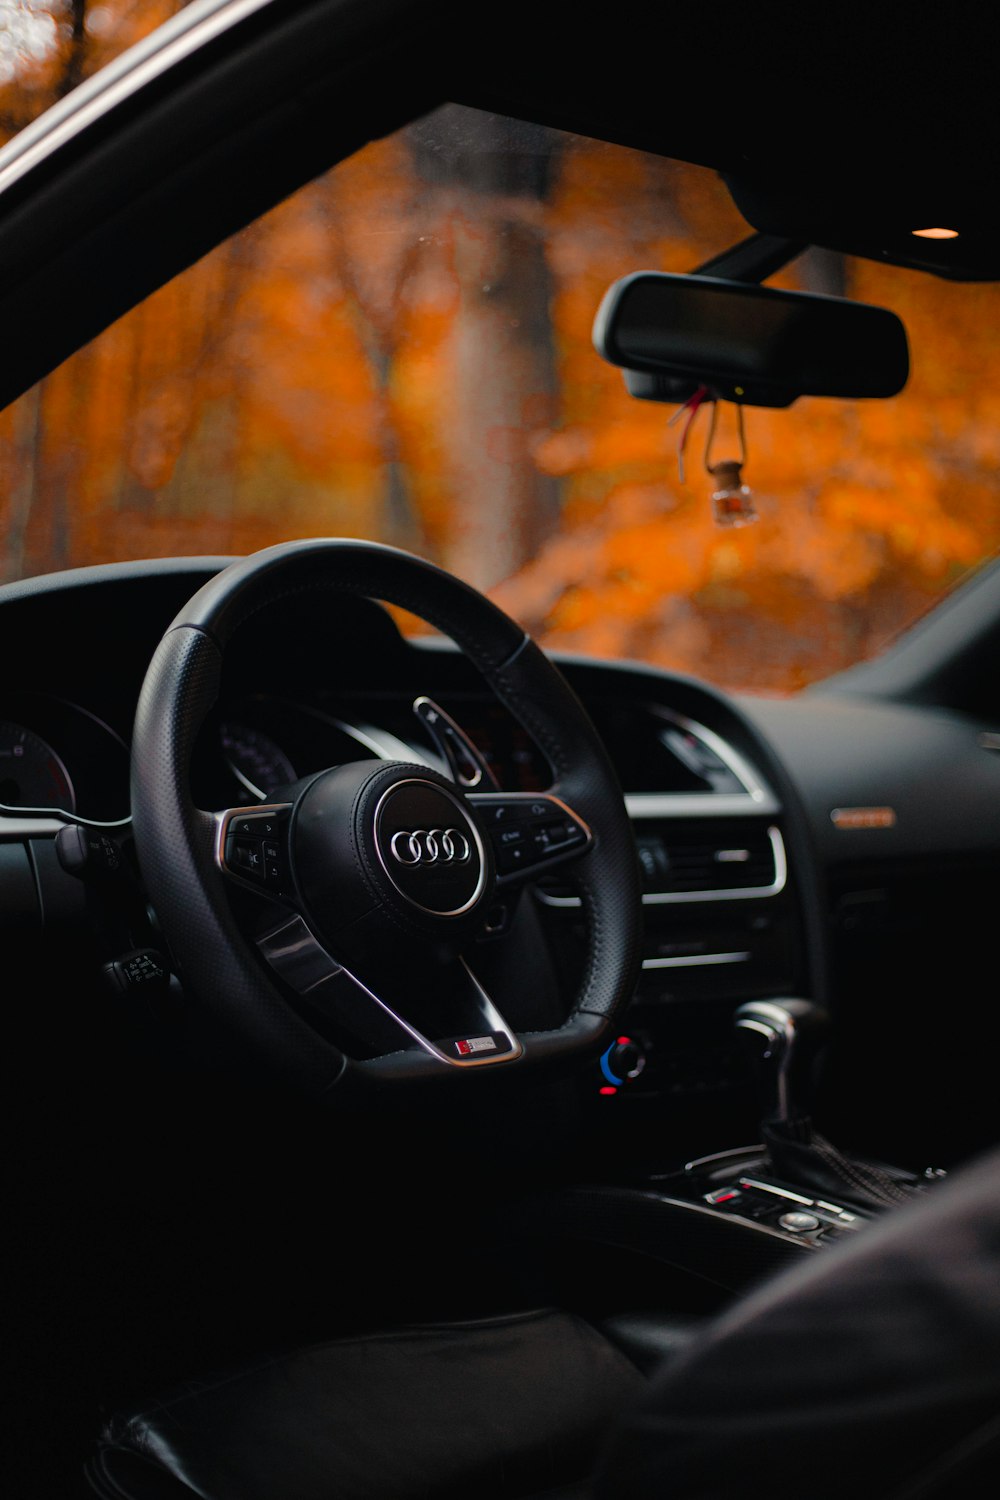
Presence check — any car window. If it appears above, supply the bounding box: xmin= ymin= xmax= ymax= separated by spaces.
xmin=1 ymin=89 xmax=998 ymax=693
xmin=0 ymin=1 xmax=192 ymax=123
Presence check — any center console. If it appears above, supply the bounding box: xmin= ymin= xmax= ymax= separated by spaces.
xmin=544 ymin=996 xmax=939 ymax=1297
xmin=675 ymin=1143 xmax=874 ymax=1247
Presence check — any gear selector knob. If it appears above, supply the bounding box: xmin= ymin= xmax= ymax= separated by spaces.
xmin=734 ymin=998 xmax=830 ymax=1125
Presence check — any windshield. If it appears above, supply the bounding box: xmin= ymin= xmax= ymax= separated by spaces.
xmin=2 ymin=83 xmax=999 ymax=693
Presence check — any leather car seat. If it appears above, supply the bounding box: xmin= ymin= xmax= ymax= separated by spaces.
xmin=86 ymin=1307 xmax=651 ymax=1500
xmin=87 ymin=1140 xmax=1000 ymax=1500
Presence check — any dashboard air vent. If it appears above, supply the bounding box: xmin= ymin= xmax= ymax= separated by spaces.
xmin=637 ymin=827 xmax=777 ymax=894
xmin=535 ymin=822 xmax=785 ymax=907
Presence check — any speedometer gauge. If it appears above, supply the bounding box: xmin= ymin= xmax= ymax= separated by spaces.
xmin=0 ymin=720 xmax=75 ymax=812
xmin=220 ymin=721 xmax=297 ymax=800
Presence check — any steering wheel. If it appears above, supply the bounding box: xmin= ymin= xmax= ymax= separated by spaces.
xmin=129 ymin=540 xmax=642 ymax=1098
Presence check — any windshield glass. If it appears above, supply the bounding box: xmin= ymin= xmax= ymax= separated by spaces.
xmin=1 ymin=94 xmax=999 ymax=693
xmin=0 ymin=0 xmax=187 ymax=109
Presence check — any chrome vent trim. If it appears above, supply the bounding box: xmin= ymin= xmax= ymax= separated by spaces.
xmin=626 ymin=792 xmax=778 ymax=819
xmin=642 ymin=950 xmax=751 ymax=970
xmin=643 ymin=825 xmax=786 ymax=904
xmin=622 ymin=705 xmax=780 ymax=816
xmin=536 ymin=825 xmax=787 ymax=908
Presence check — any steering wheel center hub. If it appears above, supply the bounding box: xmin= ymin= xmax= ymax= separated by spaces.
xmin=290 ymin=759 xmax=494 ymax=954
xmin=373 ymin=778 xmax=486 ymax=916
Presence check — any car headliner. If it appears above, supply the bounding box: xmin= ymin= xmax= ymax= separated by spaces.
xmin=0 ymin=0 xmax=999 ymax=412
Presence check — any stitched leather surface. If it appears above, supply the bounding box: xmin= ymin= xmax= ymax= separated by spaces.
xmin=491 ymin=636 xmax=642 ymax=1028
xmin=130 ymin=540 xmax=642 ymax=1093
xmin=94 ymin=1309 xmax=642 ymax=1500
xmin=170 ymin=539 xmax=526 ymax=672
xmin=131 ymin=625 xmax=344 ymax=1096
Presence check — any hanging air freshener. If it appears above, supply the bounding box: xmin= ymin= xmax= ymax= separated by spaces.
xmin=704 ymin=402 xmax=758 ymax=528
xmin=669 ymin=390 xmax=759 ymax=526
xmin=708 ymin=459 xmax=757 ymax=528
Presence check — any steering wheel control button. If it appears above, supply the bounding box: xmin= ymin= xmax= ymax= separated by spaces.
xmin=373 ymin=779 xmax=486 ymax=917
xmin=469 ymin=793 xmax=592 ymax=883
xmin=219 ymin=804 xmax=292 ymax=895
xmin=233 ymin=839 xmax=264 ymax=876
xmin=262 ymin=842 xmax=284 ymax=882
xmin=496 ymin=827 xmax=528 ymax=873
xmin=102 ymin=948 xmax=170 ymax=996
xmin=778 ymin=1211 xmax=821 ymax=1234
xmin=56 ymin=824 xmax=127 ymax=879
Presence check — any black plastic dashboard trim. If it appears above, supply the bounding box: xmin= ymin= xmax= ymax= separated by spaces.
xmin=0 ymin=557 xmax=829 ymax=1015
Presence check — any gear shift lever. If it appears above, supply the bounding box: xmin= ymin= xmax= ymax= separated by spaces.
xmin=734 ymin=998 xmax=829 ymax=1125
xmin=734 ymin=997 xmax=927 ymax=1211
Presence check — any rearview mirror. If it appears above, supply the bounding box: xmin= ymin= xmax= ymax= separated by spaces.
xmin=593 ymin=272 xmax=909 ymax=408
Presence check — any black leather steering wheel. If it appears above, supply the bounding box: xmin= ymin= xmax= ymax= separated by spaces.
xmin=130 ymin=539 xmax=642 ymax=1098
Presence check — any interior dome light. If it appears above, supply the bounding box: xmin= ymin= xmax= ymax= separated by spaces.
xmin=912 ymin=227 xmax=959 ymax=239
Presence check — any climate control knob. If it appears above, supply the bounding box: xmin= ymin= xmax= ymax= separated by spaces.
xmin=600 ymin=1035 xmax=647 ymax=1086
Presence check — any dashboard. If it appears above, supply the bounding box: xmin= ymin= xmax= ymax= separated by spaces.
xmin=0 ymin=559 xmax=817 ymax=1181
xmin=3 ymin=557 xmax=1000 ymax=1173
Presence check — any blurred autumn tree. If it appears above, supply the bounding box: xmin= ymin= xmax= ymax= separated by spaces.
xmin=0 ymin=0 xmax=188 ymax=128
xmin=2 ymin=1 xmax=1000 ymax=693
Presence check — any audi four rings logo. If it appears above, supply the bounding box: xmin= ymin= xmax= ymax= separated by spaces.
xmin=389 ymin=827 xmax=472 ymax=866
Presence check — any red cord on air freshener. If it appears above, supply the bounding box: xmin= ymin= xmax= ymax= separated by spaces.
xmin=668 ymin=384 xmax=709 ymax=484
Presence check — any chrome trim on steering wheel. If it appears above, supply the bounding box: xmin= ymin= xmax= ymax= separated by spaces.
xmin=255 ymin=911 xmax=523 ymax=1069
xmin=372 ymin=778 xmax=487 ymax=917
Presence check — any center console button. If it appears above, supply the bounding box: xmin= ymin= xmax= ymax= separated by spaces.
xmin=778 ymin=1210 xmax=821 ymax=1234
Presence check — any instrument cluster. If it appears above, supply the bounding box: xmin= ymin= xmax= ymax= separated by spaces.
xmin=0 ymin=692 xmax=130 ymax=822
xmin=0 ymin=679 xmax=760 ymax=825
xmin=198 ymin=691 xmax=554 ymax=810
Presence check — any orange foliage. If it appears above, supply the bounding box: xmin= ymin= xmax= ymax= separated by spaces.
xmin=494 ymin=152 xmax=1000 ymax=689
xmin=2 ymin=9 xmax=1000 ymax=694
xmin=0 ymin=1 xmax=188 ymax=141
